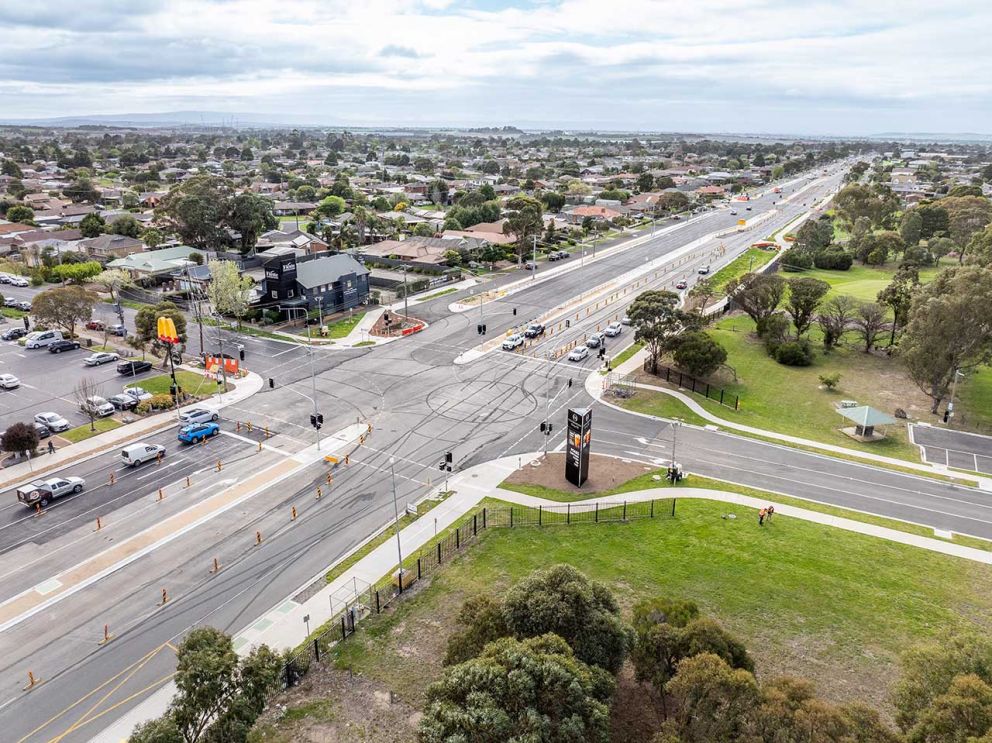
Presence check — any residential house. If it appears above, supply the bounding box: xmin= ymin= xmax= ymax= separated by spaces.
xmin=79 ymin=234 xmax=146 ymax=261
xmin=273 ymin=201 xmax=317 ymax=216
xmin=255 ymin=229 xmax=328 ymax=255
xmin=563 ymin=205 xmax=623 ymax=225
xmin=107 ymin=245 xmax=206 ymax=281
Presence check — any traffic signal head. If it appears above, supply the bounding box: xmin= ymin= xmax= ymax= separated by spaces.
xmin=477 ymin=323 xmax=483 ymax=334
xmin=568 ymin=378 xmax=573 ymax=388
xmin=445 ymin=451 xmax=453 ymax=464
xmin=540 ymin=422 xmax=547 ymax=433
xmin=317 ymin=413 xmax=324 ymax=425
xmin=239 ymin=348 xmax=245 ymax=361
xmin=268 ymin=378 xmax=274 ymax=388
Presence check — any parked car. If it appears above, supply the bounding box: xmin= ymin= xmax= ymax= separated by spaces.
xmin=730 ymin=210 xmax=738 ymax=215
xmin=108 ymin=324 xmax=127 ymax=337
xmin=523 ymin=323 xmax=545 ymax=339
xmin=585 ymin=334 xmax=604 ymax=349
xmin=14 ymin=301 xmax=32 ymax=312
xmin=32 ymin=422 xmax=52 ymax=439
xmin=604 ymin=322 xmax=623 ymax=338
xmin=108 ymin=393 xmax=139 ymax=411
xmin=121 ymin=442 xmax=166 ymax=467
xmin=697 ymin=265 xmax=711 ymax=275
xmin=567 ymin=346 xmax=590 ymax=362
xmin=179 ymin=408 xmax=219 ymax=425
xmin=48 ymin=339 xmax=81 ymax=354
xmin=524 ymin=261 xmax=537 ymax=270
xmin=85 ymin=320 xmax=105 ymax=331
xmin=502 ymin=334 xmax=525 ymax=351
xmin=0 ymin=373 xmax=19 ymax=389
xmin=34 ymin=411 xmax=70 ymax=433
xmin=81 ymin=396 xmax=115 ymax=418
xmin=117 ymin=360 xmax=152 ymax=376
xmin=16 ymin=476 xmax=85 ymax=507
xmin=84 ymin=352 xmax=120 ymax=366
xmin=4 ymin=297 xmax=20 ymax=307
xmin=746 ymin=206 xmax=752 ymax=211
xmin=8 ymin=277 xmax=28 ymax=287
xmin=675 ymin=279 xmax=688 ymax=290
xmin=1 ymin=327 xmax=27 ymax=341
xmin=123 ymin=386 xmax=153 ymax=402
xmin=25 ymin=330 xmax=64 ymax=349
xmin=0 ymin=274 xmax=11 ymax=284
xmin=621 ymin=315 xmax=631 ymax=325
xmin=178 ymin=422 xmax=220 ymax=444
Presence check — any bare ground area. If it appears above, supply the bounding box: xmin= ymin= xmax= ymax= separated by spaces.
xmin=502 ymin=452 xmax=655 ymax=494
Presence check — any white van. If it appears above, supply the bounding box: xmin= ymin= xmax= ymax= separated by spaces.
xmin=24 ymin=330 xmax=64 ymax=349
xmin=121 ymin=442 xmax=166 ymax=467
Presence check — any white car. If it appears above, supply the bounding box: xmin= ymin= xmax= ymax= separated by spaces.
xmin=179 ymin=407 xmax=219 ymax=425
xmin=16 ymin=476 xmax=85 ymax=507
xmin=567 ymin=346 xmax=590 ymax=362
xmin=84 ymin=352 xmax=120 ymax=366
xmin=81 ymin=396 xmax=115 ymax=418
xmin=620 ymin=315 xmax=631 ymax=326
xmin=123 ymin=386 xmax=153 ymax=402
xmin=0 ymin=373 xmax=19 ymax=389
xmin=8 ymin=277 xmax=28 ymax=287
xmin=604 ymin=322 xmax=623 ymax=338
xmin=501 ymin=334 xmax=525 ymax=351
xmin=34 ymin=411 xmax=70 ymax=432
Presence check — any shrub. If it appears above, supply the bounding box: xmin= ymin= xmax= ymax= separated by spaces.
xmin=774 ymin=339 xmax=814 ymax=366
xmin=136 ymin=393 xmax=175 ymax=413
xmin=813 ymin=248 xmax=853 ymax=270
xmin=758 ymin=312 xmax=791 ymax=354
xmin=781 ymin=250 xmax=813 ymax=271
xmin=819 ymin=372 xmax=842 ymax=390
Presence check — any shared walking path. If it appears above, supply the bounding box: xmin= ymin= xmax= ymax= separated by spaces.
xmin=589 ymin=347 xmax=992 ymax=490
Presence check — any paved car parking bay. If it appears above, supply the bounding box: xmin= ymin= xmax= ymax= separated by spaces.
xmin=909 ymin=424 xmax=992 ymax=475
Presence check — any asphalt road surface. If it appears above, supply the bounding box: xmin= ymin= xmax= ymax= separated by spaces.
xmin=910 ymin=424 xmax=992 ymax=475
xmin=9 ymin=161 xmax=957 ymax=743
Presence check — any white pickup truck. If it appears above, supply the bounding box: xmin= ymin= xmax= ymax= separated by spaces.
xmin=17 ymin=477 xmax=85 ymax=507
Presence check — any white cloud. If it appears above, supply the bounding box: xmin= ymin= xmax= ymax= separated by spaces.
xmin=0 ymin=0 xmax=989 ymax=133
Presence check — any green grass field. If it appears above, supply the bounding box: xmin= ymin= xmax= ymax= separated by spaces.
xmin=61 ymin=417 xmax=122 ymax=443
xmin=330 ymin=496 xmax=992 ymax=715
xmin=711 ymin=247 xmax=777 ymax=293
xmin=799 ymin=260 xmax=944 ymax=303
xmin=324 ymin=311 xmax=365 ymax=339
xmin=137 ymin=370 xmax=220 ymax=398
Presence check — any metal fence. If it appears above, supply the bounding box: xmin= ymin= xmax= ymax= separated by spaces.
xmin=281 ymin=497 xmax=677 ymax=687
xmin=646 ymin=362 xmax=740 ymax=410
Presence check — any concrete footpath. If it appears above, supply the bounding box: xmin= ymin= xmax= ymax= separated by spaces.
xmin=0 ymin=370 xmax=264 ymax=492
xmin=589 ymin=347 xmax=992 ymax=490
xmin=96 ymin=448 xmax=992 ymax=740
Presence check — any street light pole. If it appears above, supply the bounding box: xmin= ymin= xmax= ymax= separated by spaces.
xmin=389 ymin=456 xmax=404 ymax=582
xmin=670 ymin=417 xmax=683 ymax=472
xmin=402 ymin=264 xmax=409 ymax=321
xmin=283 ymin=305 xmax=321 ymax=450
xmin=532 ymin=234 xmax=537 ymax=280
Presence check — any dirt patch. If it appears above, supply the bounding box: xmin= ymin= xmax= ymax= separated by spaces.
xmin=609 ymin=663 xmax=667 ymax=741
xmin=252 ymin=664 xmax=420 ymax=743
xmin=502 ymin=452 xmax=655 ymax=495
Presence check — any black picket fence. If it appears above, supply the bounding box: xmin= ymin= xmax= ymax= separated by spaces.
xmin=281 ymin=497 xmax=677 ymax=687
xmin=645 ymin=361 xmax=740 ymax=410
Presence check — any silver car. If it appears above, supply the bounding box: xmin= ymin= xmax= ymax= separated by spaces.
xmin=34 ymin=411 xmax=70 ymax=432
xmin=84 ymin=352 xmax=120 ymax=366
xmin=501 ymin=334 xmax=524 ymax=351
xmin=179 ymin=408 xmax=219 ymax=425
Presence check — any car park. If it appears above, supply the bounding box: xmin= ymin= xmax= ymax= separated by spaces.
xmin=178 ymin=421 xmax=220 ymax=444
xmin=8 ymin=276 xmax=28 ymax=287
xmin=25 ymin=330 xmax=64 ymax=349
xmin=108 ymin=324 xmax=127 ymax=337
xmin=80 ymin=396 xmax=115 ymax=418
xmin=523 ymin=323 xmax=545 ymax=339
xmin=84 ymin=352 xmax=120 ymax=366
xmin=108 ymin=393 xmax=139 ymax=411
xmin=0 ymin=274 xmax=10 ymax=284
xmin=0 ymin=373 xmax=19 ymax=389
xmin=16 ymin=476 xmax=85 ymax=507
xmin=1 ymin=327 xmax=27 ymax=341
xmin=502 ymin=334 xmax=525 ymax=351
xmin=121 ymin=442 xmax=166 ymax=467
xmin=179 ymin=407 xmax=219 ymax=425
xmin=4 ymin=297 xmax=20 ymax=307
xmin=697 ymin=265 xmax=711 ymax=275
xmin=676 ymin=279 xmax=688 ymax=289
xmin=123 ymin=386 xmax=153 ymax=402
xmin=604 ymin=322 xmax=623 ymax=337
xmin=34 ymin=411 xmax=70 ymax=432
xmin=48 ymin=339 xmax=81 ymax=354
xmin=567 ymin=346 xmax=590 ymax=362
xmin=117 ymin=360 xmax=152 ymax=376
xmin=585 ymin=333 xmax=604 ymax=349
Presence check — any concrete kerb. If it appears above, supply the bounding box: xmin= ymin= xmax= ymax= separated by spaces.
xmin=588 ymin=352 xmax=991 ymax=489
xmin=0 ymin=369 xmax=265 ymax=492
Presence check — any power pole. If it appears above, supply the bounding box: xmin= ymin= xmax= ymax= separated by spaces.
xmin=532 ymin=234 xmax=537 ymax=279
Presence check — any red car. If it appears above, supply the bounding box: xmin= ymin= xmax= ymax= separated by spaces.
xmin=85 ymin=320 xmax=105 ymax=331
xmin=676 ymin=280 xmax=688 ymax=290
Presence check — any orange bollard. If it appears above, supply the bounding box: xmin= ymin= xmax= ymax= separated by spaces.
xmin=257 ymin=441 xmax=262 ymax=453
xmin=157 ymin=452 xmax=163 ymax=465
xmin=210 ymin=557 xmax=220 ymax=574
xmin=326 ymin=472 xmax=332 ymax=485
xmin=35 ymin=503 xmax=42 ymax=518
xmin=160 ymin=588 xmax=168 ymax=605
xmin=316 ymin=486 xmax=322 ymax=500
xmin=158 ymin=488 xmax=164 ymax=501
xmin=98 ymin=624 xmax=113 ymax=645
xmin=247 ymin=421 xmax=253 ymax=433
xmin=23 ymin=671 xmax=39 ymax=690
xmin=264 ymin=426 xmax=270 ymax=438
xmin=184 ymin=476 xmax=191 ymax=488
xmin=291 ymin=506 xmax=297 ymax=521
xmin=109 ymin=472 xmax=115 ymax=485
xmin=216 ymin=460 xmax=222 ymax=472
xmin=344 ymin=454 xmax=349 ymax=465
xmin=236 ymin=421 xmax=241 ymax=432
xmin=256 ymin=530 xmax=262 ymax=545
xmin=95 ymin=517 xmax=102 ymax=531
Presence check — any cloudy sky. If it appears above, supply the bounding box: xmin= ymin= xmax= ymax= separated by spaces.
xmin=2 ymin=0 xmax=990 ymax=135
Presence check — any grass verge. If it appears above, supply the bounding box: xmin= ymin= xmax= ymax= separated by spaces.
xmin=137 ymin=370 xmax=222 ymax=398
xmin=710 ymin=247 xmax=776 ymax=293
xmin=61 ymin=417 xmax=122 ymax=443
